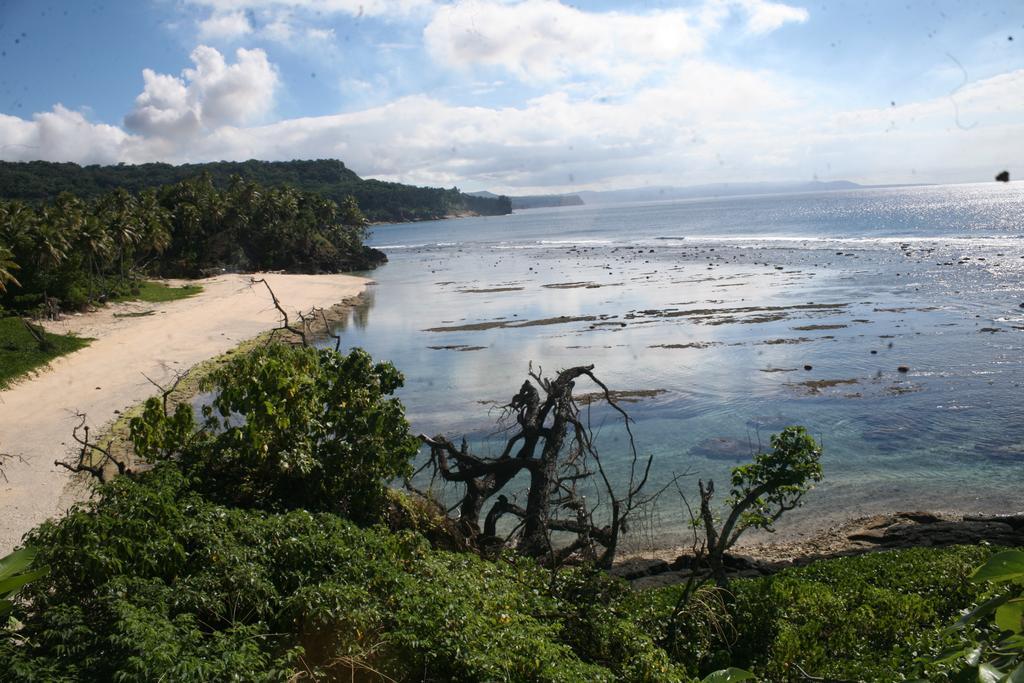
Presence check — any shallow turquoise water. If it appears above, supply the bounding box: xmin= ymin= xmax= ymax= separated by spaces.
xmin=329 ymin=183 xmax=1024 ymax=543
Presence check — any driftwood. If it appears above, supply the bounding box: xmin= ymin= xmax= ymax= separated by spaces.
xmin=54 ymin=412 xmax=131 ymax=483
xmin=420 ymin=364 xmax=671 ymax=568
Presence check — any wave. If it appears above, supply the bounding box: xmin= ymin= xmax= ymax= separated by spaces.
xmin=644 ymin=234 xmax=1024 ymax=247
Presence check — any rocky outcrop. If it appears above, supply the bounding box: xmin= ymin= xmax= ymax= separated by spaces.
xmin=624 ymin=511 xmax=1024 ymax=590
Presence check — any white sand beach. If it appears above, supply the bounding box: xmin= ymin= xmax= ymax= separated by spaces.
xmin=0 ymin=273 xmax=369 ymax=554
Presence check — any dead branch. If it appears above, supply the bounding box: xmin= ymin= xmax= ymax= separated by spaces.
xmin=20 ymin=317 xmax=52 ymax=351
xmin=420 ymin=363 xmax=665 ymax=567
xmin=54 ymin=412 xmax=131 ymax=483
xmin=0 ymin=451 xmax=24 ymax=483
xmin=250 ymin=277 xmax=307 ymax=346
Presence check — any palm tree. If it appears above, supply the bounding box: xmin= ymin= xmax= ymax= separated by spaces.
xmin=134 ymin=190 xmax=171 ymax=267
xmin=33 ymin=207 xmax=71 ymax=313
xmin=75 ymin=214 xmax=112 ymax=302
xmin=97 ymin=189 xmax=141 ymax=285
xmin=0 ymin=244 xmax=20 ymax=295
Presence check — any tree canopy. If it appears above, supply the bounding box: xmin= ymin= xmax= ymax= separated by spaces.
xmin=0 ymin=159 xmax=512 ymax=223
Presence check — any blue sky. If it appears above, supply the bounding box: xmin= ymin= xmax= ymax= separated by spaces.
xmin=0 ymin=0 xmax=1021 ymax=193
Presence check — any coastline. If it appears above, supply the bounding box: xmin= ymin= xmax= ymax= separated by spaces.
xmin=0 ymin=272 xmax=369 ymax=554
xmin=617 ymin=509 xmax=1024 ymax=588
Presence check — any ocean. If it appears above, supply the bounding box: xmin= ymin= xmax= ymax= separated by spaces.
xmin=328 ymin=182 xmax=1024 ymax=545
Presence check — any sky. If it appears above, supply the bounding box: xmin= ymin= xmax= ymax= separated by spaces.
xmin=0 ymin=0 xmax=1021 ymax=194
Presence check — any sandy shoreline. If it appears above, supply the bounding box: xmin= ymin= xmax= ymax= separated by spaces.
xmin=0 ymin=273 xmax=369 ymax=554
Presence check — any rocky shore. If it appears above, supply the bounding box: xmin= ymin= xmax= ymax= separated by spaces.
xmin=616 ymin=511 xmax=1024 ymax=589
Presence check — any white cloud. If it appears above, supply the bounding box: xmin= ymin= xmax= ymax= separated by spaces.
xmin=423 ymin=0 xmax=810 ymax=83
xmin=261 ymin=17 xmax=293 ymax=42
xmin=424 ymin=0 xmax=707 ymax=83
xmin=197 ymin=10 xmax=253 ymax=40
xmin=731 ymin=0 xmax=809 ymax=35
xmin=2 ymin=44 xmax=1022 ymax=192
xmin=124 ymin=45 xmax=278 ymax=139
xmin=0 ymin=106 xmax=133 ymax=165
xmin=186 ymin=0 xmax=434 ymax=20
xmin=306 ymin=27 xmax=336 ymax=41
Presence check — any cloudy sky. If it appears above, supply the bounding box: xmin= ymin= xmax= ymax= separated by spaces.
xmin=0 ymin=1 xmax=1021 ymax=193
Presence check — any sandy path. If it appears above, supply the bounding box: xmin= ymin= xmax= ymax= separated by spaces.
xmin=0 ymin=273 xmax=369 ymax=553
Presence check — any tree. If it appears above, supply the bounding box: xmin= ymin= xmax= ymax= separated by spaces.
xmin=696 ymin=426 xmax=822 ymax=586
xmin=0 ymin=244 xmax=19 ymax=295
xmin=421 ymin=364 xmax=660 ymax=568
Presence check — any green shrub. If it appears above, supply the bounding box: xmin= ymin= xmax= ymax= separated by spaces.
xmin=2 ymin=465 xmax=633 ymax=682
xmin=550 ymin=568 xmax=690 ymax=682
xmin=627 ymin=545 xmax=995 ymax=681
xmin=940 ymin=550 xmax=1024 ymax=681
xmin=131 ymin=344 xmax=419 ymax=524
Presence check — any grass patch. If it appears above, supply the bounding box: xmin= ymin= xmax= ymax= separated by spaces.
xmin=0 ymin=316 xmax=92 ymax=389
xmin=114 ymin=280 xmax=202 ymax=304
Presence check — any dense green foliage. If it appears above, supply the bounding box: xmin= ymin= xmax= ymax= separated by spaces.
xmin=2 ymin=342 xmax=1019 ymax=681
xmin=131 ymin=344 xmax=419 ymax=524
xmin=0 ymin=159 xmax=512 ymax=223
xmin=940 ymin=550 xmax=1024 ymax=680
xmin=633 ymin=545 xmax=997 ymax=681
xmin=0 ymin=174 xmax=380 ymax=314
xmin=1 ymin=344 xmax=684 ymax=681
xmin=0 ymin=316 xmax=91 ymax=389
xmin=1 ymin=466 xmax=629 ymax=681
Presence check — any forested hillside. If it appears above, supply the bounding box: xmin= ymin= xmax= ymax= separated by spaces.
xmin=0 ymin=159 xmax=512 ymax=223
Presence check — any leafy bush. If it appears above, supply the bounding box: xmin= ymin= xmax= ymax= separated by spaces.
xmin=627 ymin=545 xmax=995 ymax=681
xmin=941 ymin=550 xmax=1024 ymax=681
xmin=550 ymin=568 xmax=690 ymax=681
xmin=131 ymin=344 xmax=419 ymax=524
xmin=1 ymin=465 xmax=654 ymax=682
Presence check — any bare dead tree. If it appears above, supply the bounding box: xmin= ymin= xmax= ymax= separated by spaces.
xmin=54 ymin=369 xmax=192 ymax=483
xmin=54 ymin=412 xmax=131 ymax=483
xmin=250 ymin=278 xmax=344 ymax=351
xmin=420 ymin=363 xmax=667 ymax=568
xmin=250 ymin=277 xmax=308 ymax=346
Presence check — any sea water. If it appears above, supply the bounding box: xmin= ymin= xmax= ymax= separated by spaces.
xmin=328 ymin=182 xmax=1024 ymax=544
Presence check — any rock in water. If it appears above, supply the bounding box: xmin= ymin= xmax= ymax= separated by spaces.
xmin=690 ymin=437 xmax=750 ymax=460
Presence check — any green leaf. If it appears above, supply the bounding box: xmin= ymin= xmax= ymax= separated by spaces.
xmin=702 ymin=668 xmax=757 ymax=683
xmin=977 ymin=663 xmax=1004 ymax=683
xmin=995 ymin=599 xmax=1024 ymax=635
xmin=933 ymin=646 xmax=971 ymax=665
xmin=0 ymin=566 xmax=48 ymax=597
xmin=973 ymin=551 xmax=1024 ymax=584
xmin=0 ymin=547 xmax=35 ymax=581
xmin=1007 ymin=663 xmax=1024 ymax=683
xmin=949 ymin=594 xmax=1013 ymax=632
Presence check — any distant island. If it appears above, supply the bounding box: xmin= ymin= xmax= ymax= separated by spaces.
xmin=469 ymin=190 xmax=584 ymax=210
xmin=576 ymin=180 xmax=867 ymax=204
xmin=470 ymin=179 xmax=930 ymax=210
xmin=0 ymin=159 xmax=512 ymax=223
